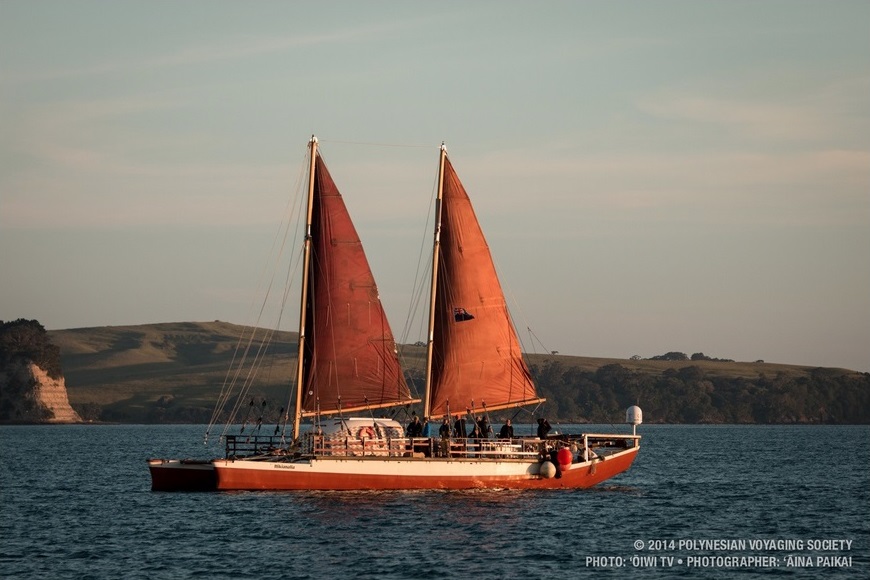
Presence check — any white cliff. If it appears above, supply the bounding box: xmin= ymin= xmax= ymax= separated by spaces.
xmin=0 ymin=360 xmax=82 ymax=423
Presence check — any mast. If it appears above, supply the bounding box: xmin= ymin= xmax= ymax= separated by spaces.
xmin=422 ymin=143 xmax=447 ymax=419
xmin=292 ymin=135 xmax=318 ymax=440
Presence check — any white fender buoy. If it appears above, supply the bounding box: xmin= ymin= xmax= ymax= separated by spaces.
xmin=540 ymin=461 xmax=556 ymax=479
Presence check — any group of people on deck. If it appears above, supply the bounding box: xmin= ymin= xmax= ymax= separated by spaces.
xmin=452 ymin=413 xmax=494 ymax=439
xmin=405 ymin=413 xmax=552 ymax=441
xmin=403 ymin=412 xmax=555 ymax=459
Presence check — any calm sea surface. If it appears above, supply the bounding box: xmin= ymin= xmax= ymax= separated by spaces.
xmin=1 ymin=424 xmax=867 ymax=579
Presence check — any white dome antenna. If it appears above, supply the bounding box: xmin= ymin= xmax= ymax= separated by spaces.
xmin=626 ymin=406 xmax=643 ymax=436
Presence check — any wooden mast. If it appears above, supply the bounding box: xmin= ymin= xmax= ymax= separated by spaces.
xmin=422 ymin=143 xmax=447 ymax=419
xmin=292 ymin=135 xmax=318 ymax=440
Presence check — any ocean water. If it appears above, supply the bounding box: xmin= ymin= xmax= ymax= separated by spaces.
xmin=0 ymin=424 xmax=867 ymax=579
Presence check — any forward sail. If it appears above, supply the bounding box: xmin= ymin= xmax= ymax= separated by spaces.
xmin=298 ymin=150 xmax=417 ymax=421
xmin=426 ymin=152 xmax=545 ymax=418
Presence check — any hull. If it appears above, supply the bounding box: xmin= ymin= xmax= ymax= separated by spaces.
xmin=148 ymin=459 xmax=217 ymax=491
xmin=213 ymin=446 xmax=639 ymax=491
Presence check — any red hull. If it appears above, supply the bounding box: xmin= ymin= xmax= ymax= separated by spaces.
xmin=213 ymin=447 xmax=639 ymax=491
xmin=148 ymin=459 xmax=217 ymax=491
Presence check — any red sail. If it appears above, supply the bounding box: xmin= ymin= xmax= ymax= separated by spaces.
xmin=300 ymin=154 xmax=415 ymax=416
xmin=428 ymin=157 xmax=544 ymax=418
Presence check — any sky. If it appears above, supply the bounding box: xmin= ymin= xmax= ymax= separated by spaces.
xmin=1 ymin=1 xmax=868 ymax=372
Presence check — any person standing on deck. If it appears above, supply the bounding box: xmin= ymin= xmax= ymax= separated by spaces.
xmin=477 ymin=415 xmax=492 ymax=439
xmin=407 ymin=414 xmax=423 ymax=437
xmin=537 ymin=417 xmax=551 ymax=439
xmin=499 ymin=419 xmax=514 ymax=439
xmin=453 ymin=415 xmax=467 ymax=438
xmin=438 ymin=417 xmax=451 ymax=456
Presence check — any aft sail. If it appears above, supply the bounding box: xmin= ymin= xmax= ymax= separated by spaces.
xmin=425 ymin=150 xmax=545 ymax=418
xmin=297 ymin=147 xmax=418 ymax=423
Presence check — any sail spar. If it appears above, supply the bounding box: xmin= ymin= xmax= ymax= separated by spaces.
xmin=426 ymin=153 xmax=545 ymax=418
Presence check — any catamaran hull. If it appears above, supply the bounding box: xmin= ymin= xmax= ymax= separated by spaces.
xmin=148 ymin=459 xmax=217 ymax=491
xmin=212 ymin=446 xmax=638 ymax=491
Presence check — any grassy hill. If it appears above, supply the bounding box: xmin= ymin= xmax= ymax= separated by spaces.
xmin=51 ymin=321 xmax=297 ymax=422
xmin=49 ymin=322 xmax=868 ymax=424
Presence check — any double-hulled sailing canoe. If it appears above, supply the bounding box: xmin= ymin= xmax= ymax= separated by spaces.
xmin=148 ymin=137 xmax=641 ymax=491
xmin=211 ymin=138 xmax=640 ymax=490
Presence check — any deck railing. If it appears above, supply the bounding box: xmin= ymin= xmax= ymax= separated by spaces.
xmin=225 ymin=432 xmax=640 ymax=461
xmin=309 ymin=435 xmax=544 ymax=458
xmin=224 ymin=434 xmax=290 ymax=458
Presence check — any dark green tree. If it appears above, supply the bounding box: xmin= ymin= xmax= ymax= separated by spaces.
xmin=0 ymin=319 xmax=63 ymax=379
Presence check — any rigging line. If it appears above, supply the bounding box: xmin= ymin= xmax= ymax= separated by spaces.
xmin=220 ymin=335 xmax=263 ymax=439
xmin=397 ymin=238 xmax=434 ymax=398
xmin=248 ymin=232 xmax=304 ymax=409
xmin=213 ymin=326 xmax=257 ymax=428
xmin=277 ymin=247 xmax=305 ymax=439
xmin=219 ymin=329 xmax=261 ymax=432
xmin=397 ymin=231 xmax=428 ymax=344
xmin=217 ymin=146 xmax=310 ymax=437
xmin=273 ymin=406 xmax=285 ymax=436
xmin=206 ymin=324 xmax=252 ymax=435
xmin=219 ymin=312 xmax=270 ymax=416
xmin=225 ymin=157 xmax=307 ymax=428
xmin=239 ymin=327 xmax=279 ymax=402
xmin=495 ymin=253 xmax=539 ymax=358
xmin=223 ymin=298 xmax=293 ymax=438
xmin=397 ymin=259 xmax=430 ymax=363
xmin=277 ymin=174 xmax=310 ymax=434
xmin=270 ymin=254 xmax=300 ymax=429
xmin=256 ymin=324 xmax=279 ymax=389
xmin=220 ymin=272 xmax=283 ymax=436
xmin=317 ymin=138 xmax=435 ymax=149
xmin=280 ymin=357 xmax=300 ymax=440
xmin=208 ymin=145 xmax=308 ymax=429
xmin=527 ymin=326 xmax=552 ymax=357
xmin=397 ymin=234 xmax=435 ymax=394
xmin=209 ymin=296 xmax=284 ymax=432
xmin=213 ymin=317 xmax=267 ymax=413
xmin=399 ymin=164 xmax=439 ymax=347
xmin=525 ymin=328 xmax=538 ymax=358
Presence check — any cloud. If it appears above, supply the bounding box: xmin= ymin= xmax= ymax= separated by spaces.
xmin=1 ymin=24 xmax=402 ymax=84
xmin=636 ymin=74 xmax=870 ymax=143
xmin=640 ymin=95 xmax=828 ymax=141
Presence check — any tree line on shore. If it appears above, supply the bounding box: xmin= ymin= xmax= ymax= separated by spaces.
xmin=529 ymin=360 xmax=870 ymax=424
